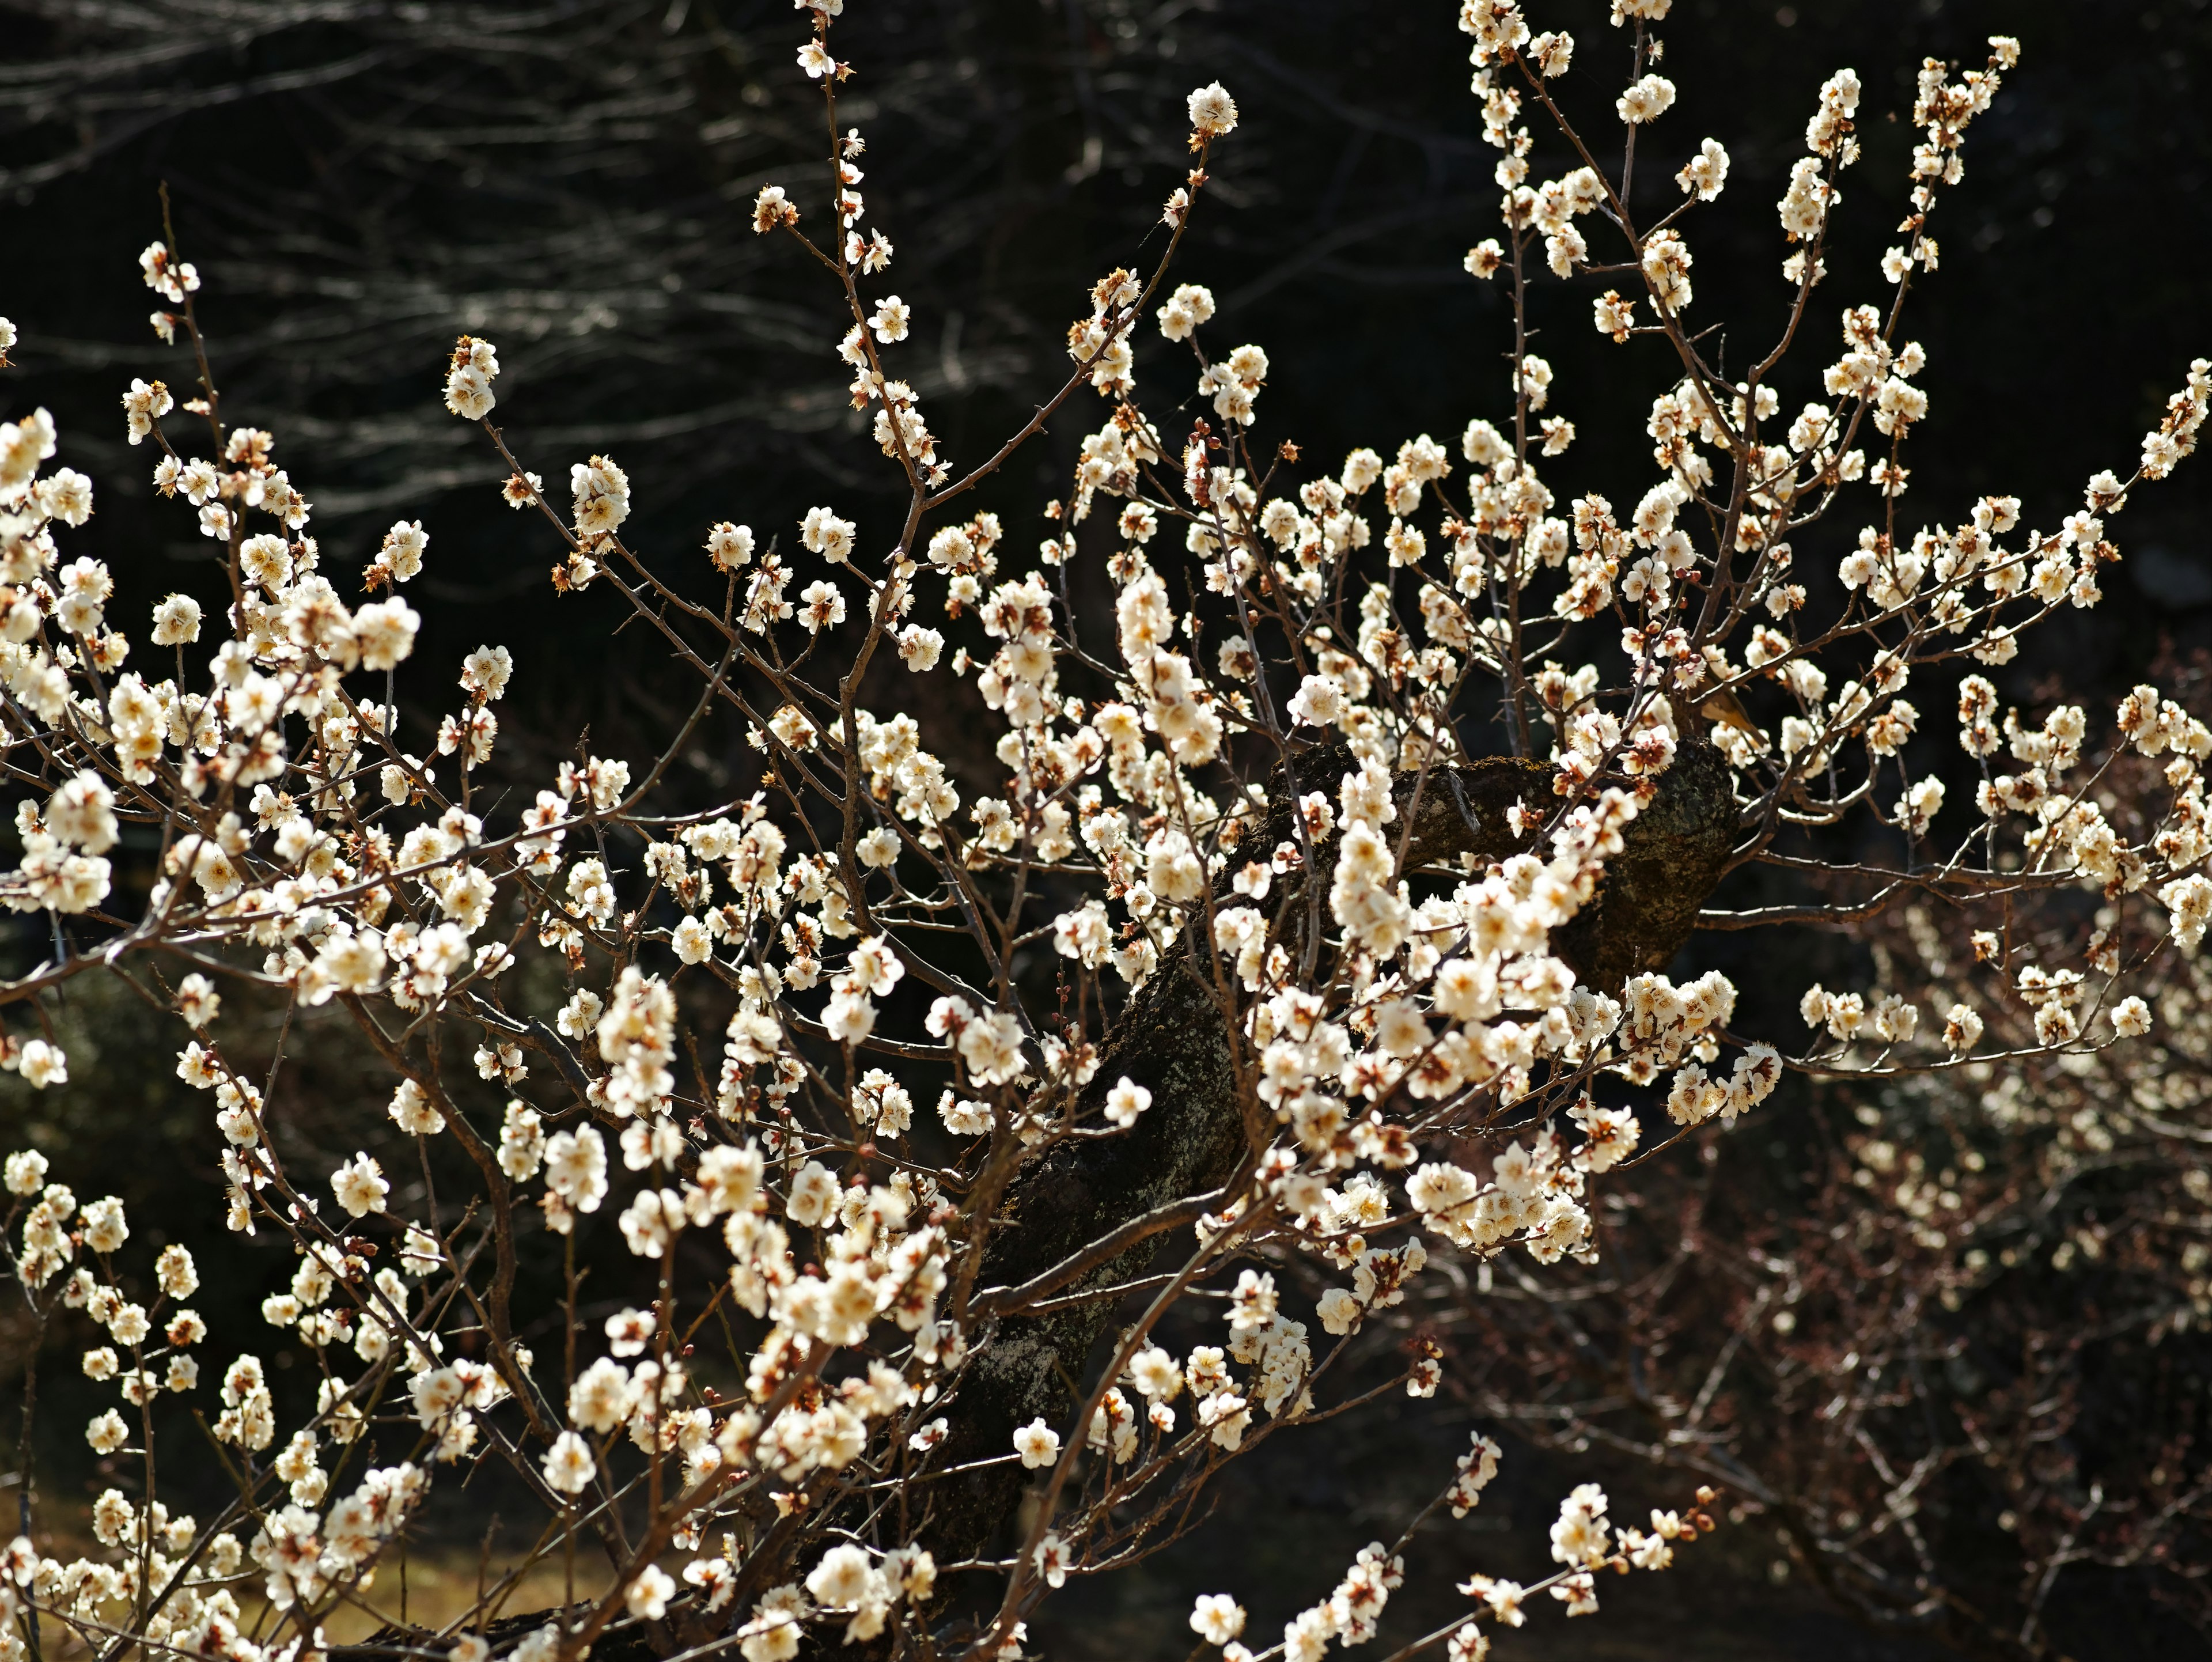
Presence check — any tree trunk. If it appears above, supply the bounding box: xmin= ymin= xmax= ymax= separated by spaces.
xmin=918 ymin=737 xmax=1740 ymax=1562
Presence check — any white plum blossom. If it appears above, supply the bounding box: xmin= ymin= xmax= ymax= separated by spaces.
xmin=0 ymin=24 xmax=2194 ymax=1662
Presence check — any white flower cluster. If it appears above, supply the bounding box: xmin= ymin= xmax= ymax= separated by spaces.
xmin=1 ymin=6 xmax=2205 ymax=1662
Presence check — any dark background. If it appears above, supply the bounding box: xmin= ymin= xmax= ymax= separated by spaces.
xmin=4 ymin=2 xmax=2210 ymax=1657
xmin=7 ymin=0 xmax=2211 ymax=744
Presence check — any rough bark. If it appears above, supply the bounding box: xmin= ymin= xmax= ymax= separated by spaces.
xmin=1546 ymin=736 xmax=1739 ymax=990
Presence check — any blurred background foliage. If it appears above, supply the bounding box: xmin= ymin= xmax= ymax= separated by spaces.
xmin=4 ymin=0 xmax=2211 ymax=1657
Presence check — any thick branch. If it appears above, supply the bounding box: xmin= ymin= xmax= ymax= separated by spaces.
xmin=915 ymin=738 xmax=1740 ymax=1562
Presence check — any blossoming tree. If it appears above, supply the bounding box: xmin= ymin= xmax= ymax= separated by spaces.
xmin=3 ymin=3 xmax=2207 ymax=1661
